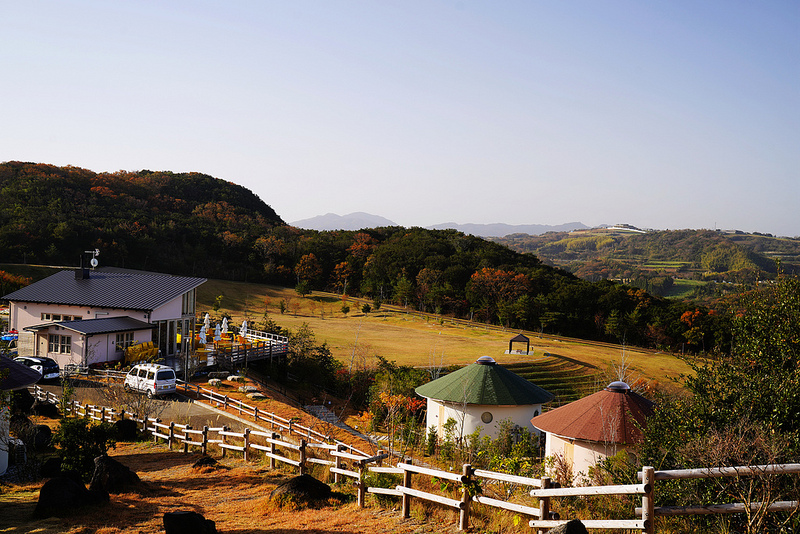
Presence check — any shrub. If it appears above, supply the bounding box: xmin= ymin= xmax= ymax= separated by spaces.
xmin=52 ymin=418 xmax=116 ymax=480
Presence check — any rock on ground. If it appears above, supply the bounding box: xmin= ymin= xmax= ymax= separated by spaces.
xmin=163 ymin=510 xmax=217 ymax=534
xmin=34 ymin=476 xmax=109 ymax=518
xmin=270 ymin=474 xmax=332 ymax=502
xmin=89 ymin=455 xmax=140 ymax=494
xmin=548 ymin=519 xmax=588 ymax=534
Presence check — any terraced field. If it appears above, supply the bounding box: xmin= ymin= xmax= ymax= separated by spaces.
xmin=505 ymin=356 xmax=602 ymax=406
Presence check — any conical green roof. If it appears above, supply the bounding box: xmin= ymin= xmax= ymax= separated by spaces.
xmin=415 ymin=356 xmax=554 ymax=406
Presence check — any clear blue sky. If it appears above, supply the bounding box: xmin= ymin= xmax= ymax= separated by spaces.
xmin=2 ymin=1 xmax=798 ymax=236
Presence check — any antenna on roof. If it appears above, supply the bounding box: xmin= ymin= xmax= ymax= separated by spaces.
xmin=75 ymin=249 xmax=100 ymax=280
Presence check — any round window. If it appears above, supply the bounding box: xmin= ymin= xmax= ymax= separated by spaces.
xmin=481 ymin=411 xmax=493 ymax=424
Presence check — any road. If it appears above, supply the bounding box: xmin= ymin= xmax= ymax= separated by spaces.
xmin=36 ymin=380 xmax=259 ymax=432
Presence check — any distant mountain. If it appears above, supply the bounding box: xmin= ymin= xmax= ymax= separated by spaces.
xmin=291 ymin=212 xmax=398 ymax=231
xmin=426 ymin=221 xmax=588 ymax=237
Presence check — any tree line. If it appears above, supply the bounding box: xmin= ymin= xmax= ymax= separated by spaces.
xmin=0 ymin=161 xmax=754 ymax=355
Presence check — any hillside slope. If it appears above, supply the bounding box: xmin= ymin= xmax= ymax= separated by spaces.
xmin=0 ymin=161 xmax=283 ymax=279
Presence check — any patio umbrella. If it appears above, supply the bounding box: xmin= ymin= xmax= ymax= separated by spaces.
xmin=221 ymin=317 xmax=228 ymax=335
xmin=203 ymin=313 xmax=210 ymax=330
xmin=199 ymin=325 xmax=207 ymax=345
xmin=240 ymin=320 xmax=248 ymax=338
xmin=214 ymin=324 xmax=221 ymax=342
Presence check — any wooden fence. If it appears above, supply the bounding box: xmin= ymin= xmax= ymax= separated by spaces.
xmin=29 ymin=386 xmax=800 ymax=532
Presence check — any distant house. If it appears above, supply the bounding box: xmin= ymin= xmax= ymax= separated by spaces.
xmin=531 ymin=381 xmax=655 ymax=481
xmin=1 ymin=355 xmax=41 ymax=475
xmin=3 ymin=266 xmax=205 ymax=369
xmin=415 ymin=356 xmax=554 ymax=440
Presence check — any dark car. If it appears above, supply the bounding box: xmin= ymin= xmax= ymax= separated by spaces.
xmin=14 ymin=356 xmax=60 ymax=381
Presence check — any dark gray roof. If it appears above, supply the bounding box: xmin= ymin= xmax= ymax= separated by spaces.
xmin=3 ymin=268 xmax=206 ymax=312
xmin=25 ymin=316 xmax=156 ymax=335
xmin=0 ymin=355 xmax=41 ymax=390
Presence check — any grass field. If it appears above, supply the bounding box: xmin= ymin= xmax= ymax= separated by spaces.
xmin=197 ymin=279 xmax=693 ymax=389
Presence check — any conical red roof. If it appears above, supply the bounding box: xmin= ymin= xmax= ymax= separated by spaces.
xmin=531 ymin=382 xmax=655 ymax=445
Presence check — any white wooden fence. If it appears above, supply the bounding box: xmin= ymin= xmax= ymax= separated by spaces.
xmin=29 ymin=385 xmax=800 ymax=533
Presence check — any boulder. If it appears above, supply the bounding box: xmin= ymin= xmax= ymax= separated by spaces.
xmin=192 ymin=456 xmax=220 ymax=469
xmin=31 ymin=400 xmax=60 ymax=418
xmin=163 ymin=510 xmax=217 ymax=534
xmin=114 ymin=418 xmax=140 ymax=441
xmin=208 ymin=378 xmax=222 ymax=387
xmin=246 ymin=392 xmax=266 ymax=400
xmin=238 ymin=385 xmax=257 ymax=393
xmin=548 ymin=520 xmax=588 ymax=534
xmin=25 ymin=424 xmax=52 ymax=451
xmin=89 ymin=455 xmax=140 ymax=494
xmin=34 ymin=476 xmax=108 ymax=517
xmin=227 ymin=375 xmax=244 ymax=383
xmin=40 ymin=457 xmax=63 ymax=478
xmin=270 ymin=474 xmax=332 ymax=502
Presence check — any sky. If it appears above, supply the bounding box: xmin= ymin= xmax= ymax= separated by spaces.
xmin=2 ymin=1 xmax=798 ymax=236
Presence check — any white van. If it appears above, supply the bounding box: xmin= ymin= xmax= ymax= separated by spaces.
xmin=124 ymin=363 xmax=176 ymax=398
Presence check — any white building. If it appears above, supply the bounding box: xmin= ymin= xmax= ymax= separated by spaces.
xmin=415 ymin=356 xmax=554 ymax=440
xmin=531 ymin=381 xmax=655 ymax=481
xmin=3 ymin=266 xmax=205 ymax=369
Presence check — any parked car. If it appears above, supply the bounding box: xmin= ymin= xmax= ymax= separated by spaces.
xmin=14 ymin=356 xmax=60 ymax=381
xmin=123 ymin=363 xmax=176 ymax=398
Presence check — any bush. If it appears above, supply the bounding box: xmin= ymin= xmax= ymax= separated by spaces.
xmin=52 ymin=418 xmax=116 ymax=481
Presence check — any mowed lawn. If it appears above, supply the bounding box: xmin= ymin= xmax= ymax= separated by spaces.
xmin=198 ymin=280 xmax=692 ymax=385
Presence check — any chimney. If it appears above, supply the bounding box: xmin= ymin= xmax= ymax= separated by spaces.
xmin=75 ymin=255 xmax=90 ymax=280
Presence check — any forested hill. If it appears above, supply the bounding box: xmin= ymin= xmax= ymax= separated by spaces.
xmin=1 ymin=161 xmax=743 ymax=354
xmin=493 ymin=227 xmax=800 ymax=288
xmin=0 ymin=161 xmax=283 ymax=279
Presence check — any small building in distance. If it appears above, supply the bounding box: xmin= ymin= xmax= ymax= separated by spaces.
xmin=415 ymin=356 xmax=554 ymax=440
xmin=531 ymin=381 xmax=655 ymax=481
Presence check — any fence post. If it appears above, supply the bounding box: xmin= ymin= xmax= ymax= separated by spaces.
xmin=299 ymin=439 xmax=307 ymax=475
xmin=357 ymin=460 xmax=366 ymax=508
xmin=101 ymin=407 xmax=106 ymax=422
xmin=221 ymin=426 xmax=228 ymax=458
xmin=401 ymin=459 xmax=412 ymax=519
xmin=377 ymin=449 xmax=385 ymax=467
xmin=224 ymin=395 xmax=229 ymax=411
xmin=334 ymin=444 xmax=344 ymax=484
xmin=642 ymin=466 xmax=655 ymax=534
xmin=84 ymin=403 xmax=90 ymax=419
xmin=119 ymin=409 xmax=126 ymax=422
xmin=538 ymin=476 xmax=551 ymax=534
xmin=202 ymin=426 xmax=209 ymax=455
xmin=244 ymin=428 xmax=250 ymax=462
xmin=153 ymin=418 xmax=161 ymax=443
xmin=288 ymin=420 xmax=293 ymax=436
xmin=270 ymin=412 xmax=274 ymax=430
xmin=184 ymin=425 xmax=192 ymax=454
xmin=168 ymin=422 xmax=175 ymax=450
xmin=459 ymin=464 xmax=471 ymax=531
xmin=254 ymin=406 xmax=259 ymax=422
xmin=269 ymin=432 xmax=278 ymax=469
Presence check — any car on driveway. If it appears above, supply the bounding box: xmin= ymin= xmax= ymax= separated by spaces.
xmin=14 ymin=356 xmax=60 ymax=381
xmin=124 ymin=363 xmax=176 ymax=398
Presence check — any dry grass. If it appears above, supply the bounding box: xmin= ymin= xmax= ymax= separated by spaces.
xmin=198 ymin=280 xmax=692 ymax=384
xmin=0 ymin=441 xmax=460 ymax=534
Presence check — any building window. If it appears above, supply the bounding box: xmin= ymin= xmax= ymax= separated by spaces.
xmin=116 ymin=332 xmax=135 ymax=352
xmin=49 ymin=334 xmax=71 ymax=354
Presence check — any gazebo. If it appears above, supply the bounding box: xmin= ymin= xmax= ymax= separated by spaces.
xmin=531 ymin=381 xmax=655 ymax=481
xmin=415 ymin=356 xmax=553 ymax=440
xmin=506 ymin=333 xmax=531 ymax=355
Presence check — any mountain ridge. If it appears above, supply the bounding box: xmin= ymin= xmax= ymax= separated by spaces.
xmin=292 ymin=212 xmax=588 ymax=237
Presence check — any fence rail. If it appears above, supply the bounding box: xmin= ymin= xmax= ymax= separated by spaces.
xmin=29 ymin=385 xmax=800 ymax=533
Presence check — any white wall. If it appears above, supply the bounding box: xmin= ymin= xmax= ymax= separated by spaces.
xmin=151 ymin=297 xmax=182 ymax=322
xmin=425 ymin=398 xmax=543 ymax=441
xmin=544 ymin=433 xmax=630 ymax=482
xmin=9 ymin=302 xmax=150 ymax=332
